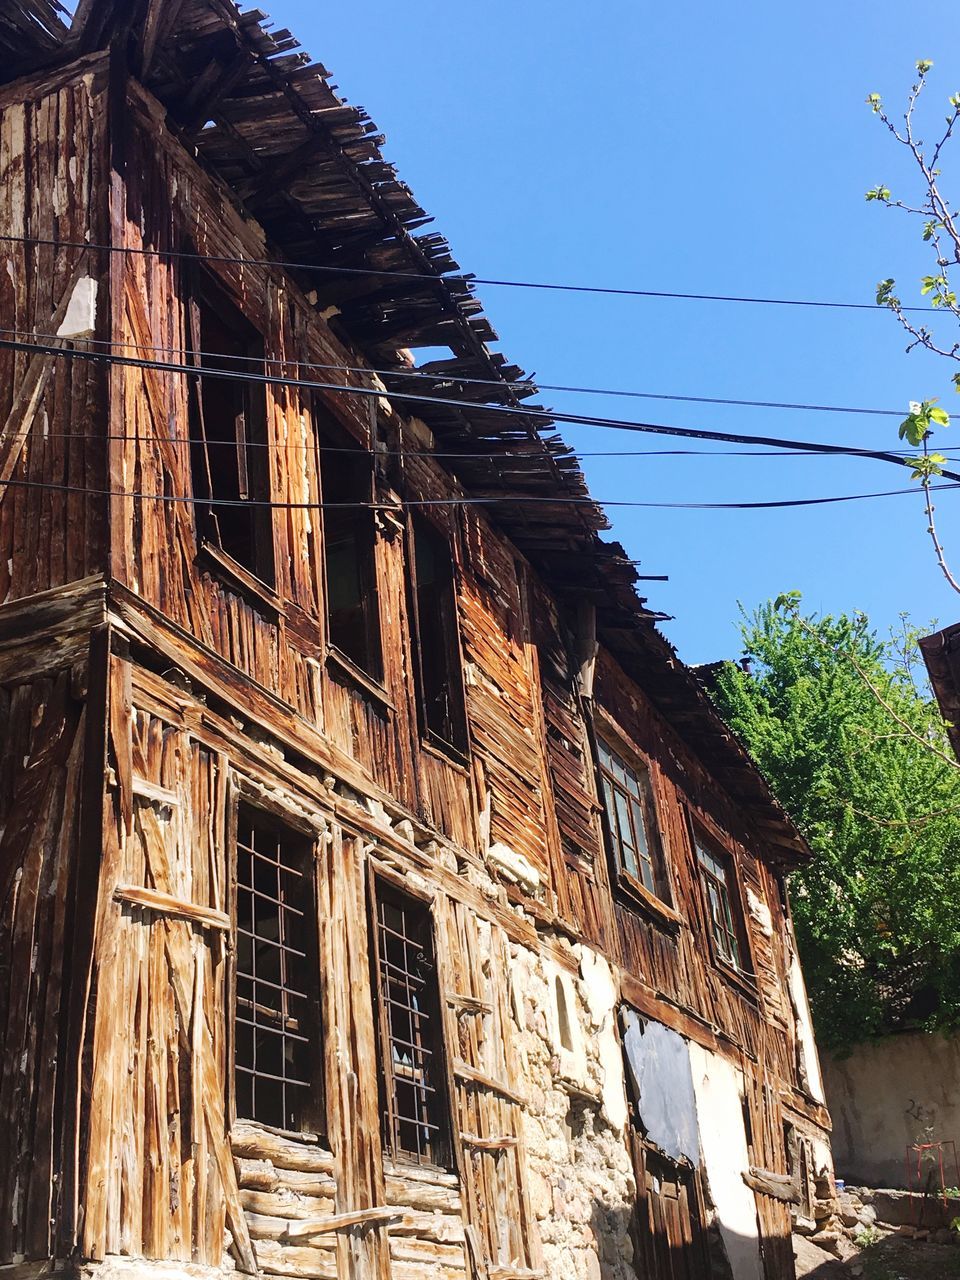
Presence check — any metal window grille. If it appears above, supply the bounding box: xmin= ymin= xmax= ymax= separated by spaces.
xmin=372 ymin=882 xmax=450 ymax=1166
xmin=695 ymin=840 xmax=744 ymax=970
xmin=234 ymin=810 xmax=322 ymax=1132
xmin=597 ymin=737 xmax=664 ymax=897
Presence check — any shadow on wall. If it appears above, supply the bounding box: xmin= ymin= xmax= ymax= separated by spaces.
xmin=588 ymin=1196 xmax=782 ymax=1280
xmin=823 ymin=1033 xmax=960 ymax=1189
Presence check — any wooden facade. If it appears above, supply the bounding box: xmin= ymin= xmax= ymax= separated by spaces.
xmin=0 ymin=5 xmax=832 ymax=1280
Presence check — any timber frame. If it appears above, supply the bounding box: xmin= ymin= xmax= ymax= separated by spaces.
xmin=0 ymin=6 xmax=832 ymax=1280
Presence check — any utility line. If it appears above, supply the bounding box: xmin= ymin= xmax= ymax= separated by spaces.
xmin=0 ymin=233 xmax=937 ymax=316
xmin=0 ymin=474 xmax=953 ymax=512
xmin=3 ymin=336 xmax=956 ymax=484
xmin=0 ymin=426 xmax=933 ymax=461
xmin=0 ymin=323 xmax=904 ymax=419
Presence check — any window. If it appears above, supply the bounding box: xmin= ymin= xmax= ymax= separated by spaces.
xmin=234 ymin=809 xmax=323 ymax=1133
xmin=319 ymin=424 xmax=382 ymax=679
xmin=694 ymin=835 xmax=747 ymax=971
xmin=371 ymin=878 xmax=451 ymax=1167
xmin=597 ymin=737 xmax=669 ymax=901
xmin=188 ymin=275 xmax=274 ymax=584
xmin=408 ymin=515 xmax=467 ymax=753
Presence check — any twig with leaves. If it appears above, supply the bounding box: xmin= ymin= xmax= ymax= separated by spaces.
xmin=867 ymin=60 xmax=960 ymax=593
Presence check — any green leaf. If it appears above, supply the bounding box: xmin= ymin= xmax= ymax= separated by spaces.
xmin=923 ymin=221 xmax=938 ymax=241
xmin=867 ymin=92 xmax=883 ymax=113
xmin=917 ymin=59 xmax=934 ymax=75
xmin=906 ymin=453 xmax=947 ymax=479
xmin=773 ymin=591 xmax=802 ymax=613
xmin=929 ymin=406 xmax=950 ymax=426
xmin=866 ymin=186 xmax=892 ymax=202
xmin=876 ymin=278 xmax=898 ymax=307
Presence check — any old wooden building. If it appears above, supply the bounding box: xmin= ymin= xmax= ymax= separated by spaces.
xmin=0 ymin=4 xmax=833 ymax=1279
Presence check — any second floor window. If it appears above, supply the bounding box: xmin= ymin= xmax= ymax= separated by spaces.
xmin=695 ymin=836 xmax=746 ymax=971
xmin=234 ymin=808 xmax=324 ymax=1134
xmin=409 ymin=516 xmax=467 ymax=754
xmin=597 ymin=737 xmax=670 ymax=902
xmin=188 ymin=275 xmax=274 ymax=584
xmin=320 ymin=426 xmax=382 ymax=680
xmin=371 ymin=878 xmax=452 ymax=1167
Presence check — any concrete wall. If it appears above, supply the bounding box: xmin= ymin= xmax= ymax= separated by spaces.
xmin=823 ymin=1032 xmax=960 ymax=1189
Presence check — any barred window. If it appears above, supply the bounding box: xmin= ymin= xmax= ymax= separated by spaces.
xmin=234 ymin=809 xmax=323 ymax=1133
xmin=371 ymin=879 xmax=451 ymax=1166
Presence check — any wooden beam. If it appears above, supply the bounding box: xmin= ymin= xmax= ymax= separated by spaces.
xmin=743 ymin=1166 xmax=801 ymax=1205
xmin=283 ymin=1207 xmax=403 ymax=1239
xmin=113 ymin=884 xmax=231 ymax=931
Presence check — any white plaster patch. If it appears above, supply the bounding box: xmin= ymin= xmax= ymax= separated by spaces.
xmin=688 ymin=1043 xmax=763 ymax=1280
xmin=578 ymin=946 xmax=628 ymax=1131
xmin=788 ymin=948 xmax=826 ymax=1104
xmin=486 ymin=840 xmax=541 ymax=893
xmin=745 ymin=886 xmax=773 ymax=937
xmin=56 ymin=274 xmax=98 ymax=339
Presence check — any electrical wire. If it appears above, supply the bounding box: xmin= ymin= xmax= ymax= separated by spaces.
xmin=0 ymin=473 xmax=953 ymax=512
xmin=1 ymin=337 xmax=951 ymax=482
xmin=0 ymin=322 xmax=906 ymax=420
xmin=0 ymin=233 xmax=938 ymax=316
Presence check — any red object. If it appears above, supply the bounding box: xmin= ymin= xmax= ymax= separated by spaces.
xmin=905 ymin=1140 xmax=960 ymax=1227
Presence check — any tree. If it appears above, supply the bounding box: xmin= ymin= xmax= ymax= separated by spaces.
xmin=867 ymin=61 xmax=960 ymax=593
xmin=708 ymin=598 xmax=960 ymax=1052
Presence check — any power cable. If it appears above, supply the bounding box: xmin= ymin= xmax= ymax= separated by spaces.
xmin=0 ymin=473 xmax=952 ymax=512
xmin=0 ymin=233 xmax=938 ymax=316
xmin=3 ymin=336 xmax=955 ymax=483
xmin=0 ymin=322 xmax=905 ymax=419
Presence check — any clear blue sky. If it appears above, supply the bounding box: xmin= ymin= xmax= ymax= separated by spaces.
xmin=279 ymin=0 xmax=960 ymax=663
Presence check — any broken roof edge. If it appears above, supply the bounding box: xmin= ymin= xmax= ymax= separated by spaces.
xmin=919 ymin=623 xmax=960 ymax=762
xmin=3 ymin=0 xmax=812 ymax=867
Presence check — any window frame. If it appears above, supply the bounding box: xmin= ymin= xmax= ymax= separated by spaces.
xmin=593 ymin=718 xmax=679 ymax=926
xmin=229 ymin=800 xmax=326 ymax=1138
xmin=186 ymin=269 xmax=276 ymax=590
xmin=406 ymin=512 xmax=469 ymax=761
xmin=687 ymin=816 xmax=756 ymax=986
xmin=368 ymin=868 xmax=453 ymax=1170
xmin=316 ymin=412 xmax=385 ymax=687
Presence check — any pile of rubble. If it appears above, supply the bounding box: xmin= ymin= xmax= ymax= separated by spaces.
xmin=793 ymin=1175 xmax=877 ymax=1260
xmin=795 ymin=1179 xmax=960 ymax=1267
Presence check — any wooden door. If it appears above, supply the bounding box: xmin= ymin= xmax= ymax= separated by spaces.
xmin=630 ymin=1135 xmax=712 ymax=1280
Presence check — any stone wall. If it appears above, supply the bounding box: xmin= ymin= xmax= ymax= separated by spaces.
xmin=823 ymin=1032 xmax=960 ymax=1189
xmin=509 ymin=940 xmax=638 ymax=1280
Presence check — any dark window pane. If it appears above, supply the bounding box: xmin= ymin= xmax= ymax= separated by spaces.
xmin=189 ymin=279 xmax=273 ymax=583
xmin=598 ymin=738 xmax=668 ymax=903
xmin=321 ymin=437 xmax=382 ymax=678
xmin=411 ymin=518 xmax=467 ymax=751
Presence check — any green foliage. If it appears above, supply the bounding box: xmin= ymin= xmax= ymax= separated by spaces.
xmin=876 ymin=278 xmax=899 ymax=308
xmin=865 ymin=185 xmax=892 ymax=202
xmin=709 ymin=600 xmax=960 ymax=1052
xmin=899 ymin=399 xmax=949 ymax=446
xmin=906 ymin=452 xmax=947 ymax=480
